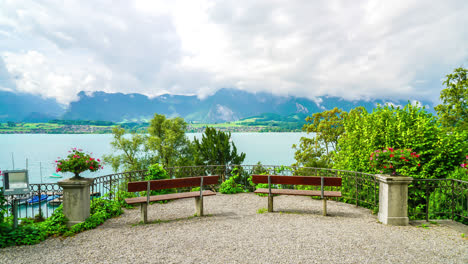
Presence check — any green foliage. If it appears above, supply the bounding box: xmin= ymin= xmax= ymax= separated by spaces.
xmin=41 ymin=205 xmax=69 ymax=236
xmin=147 ymin=114 xmax=193 ymax=167
xmin=369 ymin=148 xmax=421 ymax=175
xmin=434 ymin=67 xmax=468 ymax=131
xmin=293 ymin=108 xmax=346 ymax=167
xmin=0 ymin=223 xmax=46 ymax=247
xmin=0 ymin=198 xmax=122 ymax=248
xmin=104 ymin=114 xmax=194 ymax=171
xmin=0 ymin=186 xmax=6 ymax=223
xmin=66 ymin=198 xmax=123 ymax=236
xmin=334 ymin=103 xmax=468 ymax=179
xmin=193 ymin=127 xmax=246 ymax=166
xmin=146 ymin=163 xmax=169 ymax=180
xmin=55 ymin=148 xmax=103 ymax=177
xmin=219 ymin=168 xmax=245 ymax=194
xmin=257 ymin=208 xmax=267 ymax=214
xmin=140 ymin=164 xmax=175 ymax=203
xmin=103 ymin=127 xmax=149 ymax=172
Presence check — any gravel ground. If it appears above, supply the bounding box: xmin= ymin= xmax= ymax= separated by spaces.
xmin=1 ymin=193 xmax=467 ymax=264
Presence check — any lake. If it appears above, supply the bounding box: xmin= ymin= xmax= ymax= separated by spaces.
xmin=0 ymin=133 xmax=309 ymax=184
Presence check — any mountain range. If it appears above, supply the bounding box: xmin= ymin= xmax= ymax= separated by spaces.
xmin=0 ymin=88 xmax=435 ymax=123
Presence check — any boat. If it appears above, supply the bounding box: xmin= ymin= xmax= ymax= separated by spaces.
xmin=26 ymin=194 xmax=48 ymax=205
xmin=49 ymin=173 xmax=63 ymax=178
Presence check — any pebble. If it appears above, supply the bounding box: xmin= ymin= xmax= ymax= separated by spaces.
xmin=1 ymin=193 xmax=467 ymax=264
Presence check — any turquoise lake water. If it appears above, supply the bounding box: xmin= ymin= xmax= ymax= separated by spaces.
xmin=0 ymin=133 xmax=309 ymax=184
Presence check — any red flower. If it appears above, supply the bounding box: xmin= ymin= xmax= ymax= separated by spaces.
xmin=418 ymin=164 xmax=421 ymax=166
xmin=390 ymin=154 xmax=394 ymax=158
xmin=384 ymin=166 xmax=387 ymax=168
xmin=90 ymin=166 xmax=94 ymax=170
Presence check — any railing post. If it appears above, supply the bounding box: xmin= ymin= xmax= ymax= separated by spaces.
xmin=426 ymin=187 xmax=430 ymax=222
xmin=38 ymin=184 xmax=42 ymax=218
xmin=355 ymin=172 xmax=358 ymax=207
xmin=451 ymin=179 xmax=454 ymax=221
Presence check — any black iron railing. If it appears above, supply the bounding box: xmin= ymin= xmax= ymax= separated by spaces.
xmin=3 ymin=165 xmax=466 ymax=224
xmin=408 ymin=178 xmax=468 ymax=224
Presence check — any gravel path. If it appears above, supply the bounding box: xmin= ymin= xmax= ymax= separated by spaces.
xmin=1 ymin=193 xmax=467 ymax=264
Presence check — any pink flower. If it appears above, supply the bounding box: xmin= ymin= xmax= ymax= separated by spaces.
xmin=461 ymin=164 xmax=467 ymax=168
xmin=97 ymin=159 xmax=100 ymax=162
xmin=78 ymin=149 xmax=83 ymax=151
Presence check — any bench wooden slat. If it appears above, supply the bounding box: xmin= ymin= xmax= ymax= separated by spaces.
xmin=254 ymin=188 xmax=342 ymax=197
xmin=251 ymin=175 xmax=342 ymax=186
xmin=128 ymin=175 xmax=219 ymax=192
xmin=125 ymin=190 xmax=216 ymax=205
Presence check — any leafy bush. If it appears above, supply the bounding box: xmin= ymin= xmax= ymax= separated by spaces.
xmin=369 ymin=148 xmax=421 ymax=175
xmin=65 ymin=198 xmax=122 ymax=236
xmin=0 ymin=198 xmax=123 ymax=248
xmin=220 ymin=177 xmax=244 ymax=194
xmin=140 ymin=164 xmax=175 ymax=203
xmin=220 ymin=168 xmax=245 ymax=194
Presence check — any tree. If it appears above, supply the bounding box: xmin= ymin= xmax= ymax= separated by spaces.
xmin=146 ymin=114 xmax=193 ymax=168
xmin=334 ymin=103 xmax=467 ymax=179
xmin=435 ymin=67 xmax=468 ymax=131
xmin=192 ymin=127 xmax=246 ymax=166
xmin=103 ymin=127 xmax=149 ymax=172
xmin=292 ymin=107 xmax=346 ymax=167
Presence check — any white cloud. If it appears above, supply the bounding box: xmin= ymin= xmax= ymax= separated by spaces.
xmin=0 ymin=0 xmax=467 ymax=105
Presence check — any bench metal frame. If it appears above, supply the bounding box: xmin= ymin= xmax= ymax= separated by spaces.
xmin=252 ymin=175 xmax=342 ymax=216
xmin=125 ymin=175 xmax=219 ymax=223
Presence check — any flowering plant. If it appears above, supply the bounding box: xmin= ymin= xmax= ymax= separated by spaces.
xmin=370 ymin=147 xmax=420 ymax=176
xmin=55 ymin=148 xmax=103 ymax=178
xmin=461 ymin=155 xmax=468 ymax=170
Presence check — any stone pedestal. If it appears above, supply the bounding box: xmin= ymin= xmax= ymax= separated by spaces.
xmin=376 ymin=174 xmax=413 ymax=226
xmin=58 ymin=177 xmax=94 ymax=227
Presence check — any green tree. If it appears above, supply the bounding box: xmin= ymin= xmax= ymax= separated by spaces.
xmin=334 ymin=103 xmax=467 ymax=178
xmin=292 ymin=108 xmax=346 ymax=167
xmin=192 ymin=127 xmax=246 ymax=166
xmin=435 ymin=67 xmax=468 ymax=131
xmin=103 ymin=127 xmax=149 ymax=172
xmin=146 ymin=114 xmax=193 ymax=167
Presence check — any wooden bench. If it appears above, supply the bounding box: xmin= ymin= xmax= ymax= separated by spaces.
xmin=251 ymin=175 xmax=342 ymax=216
xmin=125 ymin=175 xmax=219 ymax=223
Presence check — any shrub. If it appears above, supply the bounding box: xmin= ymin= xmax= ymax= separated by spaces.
xmin=369 ymin=147 xmax=421 ymax=175
xmin=220 ymin=168 xmax=245 ymax=194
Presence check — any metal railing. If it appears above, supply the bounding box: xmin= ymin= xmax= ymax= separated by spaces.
xmin=3 ymin=165 xmax=466 ymax=225
xmin=408 ymin=178 xmax=468 ymax=224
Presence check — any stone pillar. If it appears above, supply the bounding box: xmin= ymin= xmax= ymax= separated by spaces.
xmin=58 ymin=178 xmax=94 ymax=227
xmin=376 ymin=174 xmax=413 ymax=226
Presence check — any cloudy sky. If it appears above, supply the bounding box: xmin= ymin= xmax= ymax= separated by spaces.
xmin=0 ymin=0 xmax=467 ymax=105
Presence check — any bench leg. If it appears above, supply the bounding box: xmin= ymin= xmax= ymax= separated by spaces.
xmin=268 ymin=195 xmax=274 ymax=212
xmin=141 ymin=203 xmax=148 ymax=224
xmin=195 ymin=196 xmax=203 ymax=216
xmin=323 ymin=198 xmax=327 ymax=216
